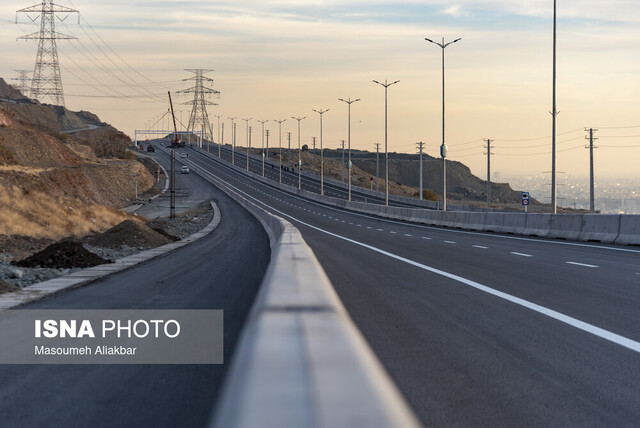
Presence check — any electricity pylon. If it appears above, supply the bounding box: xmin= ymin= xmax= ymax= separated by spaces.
xmin=16 ymin=0 xmax=79 ymax=106
xmin=11 ymin=70 xmax=32 ymax=95
xmin=178 ymin=69 xmax=219 ymax=145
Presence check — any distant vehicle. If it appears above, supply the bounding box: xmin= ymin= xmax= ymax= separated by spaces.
xmin=181 ymin=166 xmax=190 ymax=174
xmin=180 ymin=152 xmax=188 ymax=158
xmin=147 ymin=145 xmax=155 ymax=152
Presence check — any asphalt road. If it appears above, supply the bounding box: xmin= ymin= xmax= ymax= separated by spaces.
xmin=135 ymin=148 xmax=214 ymax=219
xmin=0 ymin=158 xmax=271 ymax=428
xmin=183 ymin=145 xmax=640 ymax=426
xmin=196 ymin=141 xmax=422 ymax=208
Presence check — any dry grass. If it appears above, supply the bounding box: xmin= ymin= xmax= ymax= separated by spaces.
xmin=0 ymin=184 xmax=131 ymax=239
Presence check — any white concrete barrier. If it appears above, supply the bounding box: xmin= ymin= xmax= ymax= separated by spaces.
xmin=498 ymin=213 xmax=527 ymax=235
xmin=548 ymin=214 xmax=584 ymax=240
xmin=212 ymin=218 xmax=420 ymax=428
xmin=578 ymin=215 xmax=620 ymax=243
xmin=615 ymin=215 xmax=640 ymax=245
xmin=522 ymin=214 xmax=552 ymax=237
xmin=193 ymin=147 xmax=640 ymax=248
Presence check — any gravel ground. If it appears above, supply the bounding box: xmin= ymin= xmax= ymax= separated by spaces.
xmin=0 ymin=203 xmax=214 ymax=291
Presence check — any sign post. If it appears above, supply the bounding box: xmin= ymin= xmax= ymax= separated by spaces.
xmin=521 ymin=192 xmax=530 ymax=213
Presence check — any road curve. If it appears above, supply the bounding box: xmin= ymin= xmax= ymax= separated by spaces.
xmin=184 ymin=145 xmax=640 ymax=426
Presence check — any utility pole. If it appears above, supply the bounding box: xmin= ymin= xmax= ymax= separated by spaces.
xmin=170 ymin=149 xmax=176 ymax=218
xmin=585 ymin=128 xmax=598 ymax=214
xmin=17 ymin=0 xmax=79 ymax=106
xmin=258 ymin=120 xmax=268 ymax=177
xmin=484 ymin=139 xmax=494 ymax=208
xmin=416 ymin=142 xmax=425 ymax=200
xmin=275 ymin=119 xmax=286 ymax=184
xmin=312 ymin=109 xmax=329 ymax=196
xmin=341 ymin=140 xmax=346 ymax=183
xmin=178 ymin=69 xmax=219 ymax=145
xmin=375 ymin=143 xmax=380 ymax=193
xmin=292 ymin=116 xmax=306 ymax=190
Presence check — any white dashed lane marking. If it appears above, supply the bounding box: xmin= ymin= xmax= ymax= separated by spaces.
xmin=566 ymin=262 xmax=599 ymax=268
xmin=511 ymin=252 xmax=533 ymax=257
xmin=473 ymin=245 xmax=489 ymax=249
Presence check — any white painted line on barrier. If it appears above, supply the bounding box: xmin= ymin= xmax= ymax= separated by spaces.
xmin=566 ymin=262 xmax=599 ymax=268
xmin=511 ymin=252 xmax=533 ymax=257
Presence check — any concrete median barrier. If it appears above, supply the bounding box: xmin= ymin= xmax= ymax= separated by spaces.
xmin=579 ymin=215 xmax=620 ymax=243
xmin=522 ymin=214 xmax=552 ymax=237
xmin=548 ymin=214 xmax=584 ymax=240
xmin=498 ymin=213 xmax=527 ymax=235
xmin=615 ymin=215 xmax=640 ymax=245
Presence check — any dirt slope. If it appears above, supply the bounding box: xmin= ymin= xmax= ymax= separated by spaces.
xmin=0 ymin=77 xmax=154 ymax=240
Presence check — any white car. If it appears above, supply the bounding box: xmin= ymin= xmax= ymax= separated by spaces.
xmin=181 ymin=166 xmax=190 ymax=174
xmin=180 ymin=152 xmax=188 ymax=158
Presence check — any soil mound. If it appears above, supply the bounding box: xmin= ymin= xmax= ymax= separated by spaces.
xmin=13 ymin=241 xmax=109 ymax=269
xmin=83 ymin=220 xmax=173 ymax=249
xmin=0 ymin=279 xmax=18 ymax=294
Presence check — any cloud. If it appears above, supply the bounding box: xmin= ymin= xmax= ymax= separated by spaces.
xmin=441 ymin=5 xmax=472 ymax=18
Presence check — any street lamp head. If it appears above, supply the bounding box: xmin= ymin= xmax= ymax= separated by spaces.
xmin=424 ymin=37 xmax=434 ymax=43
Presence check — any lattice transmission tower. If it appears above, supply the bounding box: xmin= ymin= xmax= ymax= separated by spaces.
xmin=11 ymin=70 xmax=32 ymax=95
xmin=178 ymin=69 xmax=219 ymax=144
xmin=16 ymin=0 xmax=79 ymax=106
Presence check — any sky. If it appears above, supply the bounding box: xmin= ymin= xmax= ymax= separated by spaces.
xmin=1 ymin=0 xmax=640 ymax=182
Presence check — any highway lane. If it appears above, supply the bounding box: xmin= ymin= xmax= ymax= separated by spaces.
xmin=135 ymin=148 xmax=214 ymax=218
xmin=195 ymin=141 xmax=422 ymax=208
xmin=0 ymin=158 xmax=271 ymax=428
xmin=183 ymin=147 xmax=640 ymax=426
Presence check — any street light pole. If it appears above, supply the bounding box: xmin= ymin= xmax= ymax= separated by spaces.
xmin=292 ymin=116 xmax=306 ymax=190
xmin=372 ymin=80 xmax=399 ymax=206
xmin=275 ymin=119 xmax=286 ymax=184
xmin=227 ymin=116 xmax=237 ymax=165
xmin=338 ymin=97 xmax=361 ymax=201
xmin=243 ymin=118 xmax=252 ymax=171
xmin=425 ymin=36 xmax=461 ymax=212
xmin=551 ymin=0 xmax=558 ymax=214
xmin=258 ymin=120 xmax=268 ymax=177
xmin=312 ymin=109 xmax=329 ymax=196
xmin=214 ymin=115 xmax=222 ymax=158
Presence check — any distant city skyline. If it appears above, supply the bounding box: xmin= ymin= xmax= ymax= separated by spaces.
xmin=2 ymin=0 xmax=640 ymax=182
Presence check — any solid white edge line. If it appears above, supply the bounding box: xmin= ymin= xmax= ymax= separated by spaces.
xmin=189 ymin=166 xmax=640 ymax=354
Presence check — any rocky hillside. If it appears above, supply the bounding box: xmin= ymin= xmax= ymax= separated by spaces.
xmin=0 ymin=78 xmax=154 ymax=239
xmin=323 ymin=149 xmax=526 ymax=204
